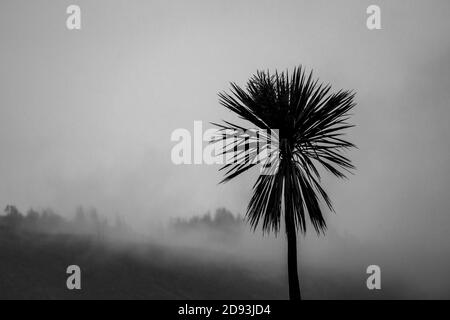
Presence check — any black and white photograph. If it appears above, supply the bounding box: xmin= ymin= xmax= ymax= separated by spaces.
xmin=1 ymin=0 xmax=450 ymax=310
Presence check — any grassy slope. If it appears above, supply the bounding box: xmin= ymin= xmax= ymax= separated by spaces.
xmin=0 ymin=230 xmax=286 ymax=300
xmin=0 ymin=228 xmax=418 ymax=300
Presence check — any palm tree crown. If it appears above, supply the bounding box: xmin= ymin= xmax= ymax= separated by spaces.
xmin=214 ymin=66 xmax=356 ymax=234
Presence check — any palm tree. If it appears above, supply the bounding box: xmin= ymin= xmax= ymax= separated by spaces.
xmin=213 ymin=66 xmax=356 ymax=300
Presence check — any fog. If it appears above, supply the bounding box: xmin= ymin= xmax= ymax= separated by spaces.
xmin=1 ymin=0 xmax=450 ymax=298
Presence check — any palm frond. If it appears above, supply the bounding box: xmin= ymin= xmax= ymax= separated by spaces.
xmin=215 ymin=66 xmax=356 ymax=234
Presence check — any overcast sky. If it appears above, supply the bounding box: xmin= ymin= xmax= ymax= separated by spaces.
xmin=1 ymin=0 xmax=450 ymax=260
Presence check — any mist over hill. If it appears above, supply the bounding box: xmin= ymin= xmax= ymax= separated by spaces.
xmin=0 ymin=205 xmax=440 ymax=299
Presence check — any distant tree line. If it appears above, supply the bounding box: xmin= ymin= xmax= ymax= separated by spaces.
xmin=171 ymin=208 xmax=244 ymax=235
xmin=0 ymin=205 xmax=130 ymax=238
xmin=1 ymin=205 xmax=244 ymax=242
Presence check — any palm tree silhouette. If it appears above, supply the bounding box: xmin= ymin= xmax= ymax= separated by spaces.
xmin=213 ymin=66 xmax=356 ymax=300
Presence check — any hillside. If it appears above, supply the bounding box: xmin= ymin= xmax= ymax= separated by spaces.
xmin=0 ymin=230 xmax=286 ymax=300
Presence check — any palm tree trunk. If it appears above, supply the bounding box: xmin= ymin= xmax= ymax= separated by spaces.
xmin=285 ymin=211 xmax=302 ymax=300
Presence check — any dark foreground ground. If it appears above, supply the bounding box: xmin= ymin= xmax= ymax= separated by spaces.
xmin=0 ymin=230 xmax=288 ymax=299
xmin=0 ymin=229 xmax=419 ymax=300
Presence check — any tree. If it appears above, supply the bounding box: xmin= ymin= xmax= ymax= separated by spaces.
xmin=74 ymin=206 xmax=87 ymax=233
xmin=24 ymin=209 xmax=40 ymax=231
xmin=213 ymin=66 xmax=356 ymax=300
xmin=3 ymin=205 xmax=24 ymax=230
